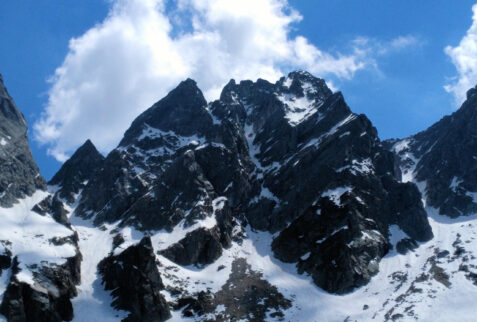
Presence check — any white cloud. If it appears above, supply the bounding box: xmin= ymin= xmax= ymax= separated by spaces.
xmin=445 ymin=4 xmax=477 ymax=106
xmin=34 ymin=0 xmax=374 ymax=161
xmin=353 ymin=35 xmax=421 ymax=56
xmin=389 ymin=35 xmax=419 ymax=50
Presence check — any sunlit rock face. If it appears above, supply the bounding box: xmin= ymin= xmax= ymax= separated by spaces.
xmin=0 ymin=74 xmax=45 ymax=207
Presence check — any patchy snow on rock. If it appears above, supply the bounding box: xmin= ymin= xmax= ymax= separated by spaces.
xmin=392 ymin=139 xmax=410 ymax=154
xmin=151 ymin=211 xmax=218 ymax=252
xmin=205 ymin=104 xmax=222 ymax=126
xmin=335 ymin=158 xmax=374 ymax=175
xmin=301 ymin=113 xmax=357 ymax=150
xmin=450 ymin=176 xmax=463 ymax=192
xmin=277 ymin=92 xmax=321 ymax=126
xmin=123 ymin=123 xmax=206 ymax=156
xmin=391 ymin=138 xmax=421 ymax=183
xmin=321 ymin=186 xmax=352 ymax=206
xmin=449 ymin=177 xmax=477 ymax=203
xmin=212 ymin=196 xmax=227 ymax=211
xmin=0 ymin=191 xmax=77 ymax=285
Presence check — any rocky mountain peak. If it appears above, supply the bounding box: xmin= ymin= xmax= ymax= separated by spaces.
xmin=277 ymin=70 xmax=332 ymax=101
xmin=386 ymin=83 xmax=477 ymax=217
xmin=49 ymin=139 xmax=104 ymax=203
xmin=466 ymin=84 xmax=477 ymax=100
xmin=65 ymin=139 xmax=101 ymax=162
xmin=119 ymin=78 xmax=211 ymax=146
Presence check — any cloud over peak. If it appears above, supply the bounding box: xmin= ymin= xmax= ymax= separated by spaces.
xmin=34 ymin=0 xmax=373 ymax=161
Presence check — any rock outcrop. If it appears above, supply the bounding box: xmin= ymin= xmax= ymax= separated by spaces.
xmin=0 ymin=74 xmax=45 ymax=207
xmin=98 ymin=237 xmax=171 ymax=321
xmin=0 ymin=73 xmax=82 ymax=321
xmin=0 ymin=253 xmax=82 ymax=322
xmin=386 ymin=85 xmax=477 ymax=217
xmin=49 ymin=139 xmax=104 ymax=204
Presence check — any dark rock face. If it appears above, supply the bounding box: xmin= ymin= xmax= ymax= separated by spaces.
xmin=49 ymin=139 xmax=104 ymax=204
xmin=0 ymin=74 xmax=45 ymax=207
xmin=273 ymin=198 xmax=388 ymax=294
xmin=0 ymin=248 xmax=12 ymax=272
xmin=175 ymin=258 xmax=292 ymax=320
xmin=62 ymin=70 xmax=432 ymax=293
xmin=160 ymin=199 xmax=234 ymax=266
xmin=160 ymin=228 xmax=224 ymax=267
xmin=385 ymin=86 xmax=477 ymax=217
xmin=0 ymin=73 xmax=82 ymax=321
xmin=0 ymin=252 xmax=82 ymax=322
xmin=32 ymin=195 xmax=71 ymax=227
xmin=98 ymin=237 xmax=171 ymax=321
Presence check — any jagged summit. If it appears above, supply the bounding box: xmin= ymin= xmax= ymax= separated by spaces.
xmin=8 ymin=69 xmax=477 ymax=320
xmin=49 ymin=139 xmax=104 ymax=204
xmin=68 ymin=70 xmax=432 ymax=298
xmin=387 ymin=84 xmax=477 ymax=217
xmin=119 ymin=78 xmax=210 ymax=146
xmin=277 ymin=70 xmax=332 ymax=99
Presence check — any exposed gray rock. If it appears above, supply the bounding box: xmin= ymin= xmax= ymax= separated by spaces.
xmin=159 ymin=198 xmax=234 ymax=266
xmin=160 ymin=227 xmax=223 ymax=267
xmin=32 ymin=195 xmax=71 ymax=227
xmin=0 ymin=73 xmax=82 ymax=321
xmin=98 ymin=237 xmax=171 ymax=322
xmin=0 ymin=252 xmax=82 ymax=322
xmin=49 ymin=139 xmax=104 ymax=204
xmin=385 ymin=86 xmax=477 ymax=217
xmin=175 ymin=258 xmax=292 ymax=320
xmin=0 ymin=74 xmax=45 ymax=207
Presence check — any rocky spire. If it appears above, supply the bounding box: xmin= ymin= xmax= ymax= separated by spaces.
xmin=0 ymin=73 xmax=45 ymax=207
xmin=49 ymin=139 xmax=104 ymax=204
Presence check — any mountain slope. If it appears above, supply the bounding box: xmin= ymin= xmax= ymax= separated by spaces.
xmin=0 ymin=75 xmax=81 ymax=322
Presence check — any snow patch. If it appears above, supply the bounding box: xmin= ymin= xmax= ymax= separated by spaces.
xmin=321 ymin=186 xmax=352 ymax=206
xmin=0 ymin=191 xmax=77 ymax=286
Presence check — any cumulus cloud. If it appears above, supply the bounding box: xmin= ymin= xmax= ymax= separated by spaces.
xmin=34 ymin=0 xmax=374 ymax=161
xmin=445 ymin=4 xmax=477 ymax=106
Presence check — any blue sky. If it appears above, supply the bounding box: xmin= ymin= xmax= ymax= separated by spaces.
xmin=1 ymin=0 xmax=477 ymax=179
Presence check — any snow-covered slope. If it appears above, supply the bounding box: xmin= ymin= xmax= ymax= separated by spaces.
xmin=0 ymin=74 xmax=81 ymax=322
xmin=59 ymin=196 xmax=477 ymax=322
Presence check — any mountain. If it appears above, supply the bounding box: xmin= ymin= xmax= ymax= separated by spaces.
xmin=42 ymin=70 xmax=433 ymax=320
xmin=3 ymin=70 xmax=477 ymax=321
xmin=385 ymin=86 xmax=477 ymax=218
xmin=0 ymin=75 xmax=81 ymax=321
